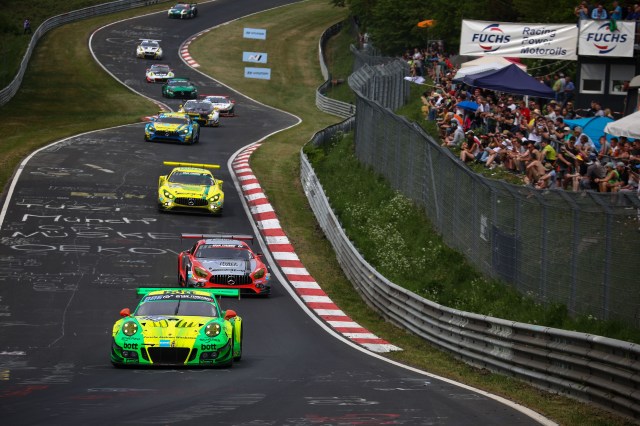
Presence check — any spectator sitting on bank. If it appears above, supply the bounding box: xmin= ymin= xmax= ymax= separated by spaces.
xmin=597 ymin=135 xmax=612 ymax=160
xmin=535 ymin=163 xmax=557 ymax=189
xmin=580 ymin=153 xmax=607 ymax=191
xmin=575 ymin=133 xmax=595 ymax=157
xmin=540 ymin=138 xmax=557 ymax=164
xmin=595 ymin=161 xmax=622 ymax=192
xmin=442 ymin=119 xmax=465 ymax=147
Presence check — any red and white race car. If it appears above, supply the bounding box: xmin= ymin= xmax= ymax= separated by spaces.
xmin=145 ymin=64 xmax=174 ymax=83
xmin=202 ymin=94 xmax=235 ymax=116
xmin=178 ymin=234 xmax=270 ymax=296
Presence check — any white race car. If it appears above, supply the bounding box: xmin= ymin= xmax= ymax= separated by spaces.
xmin=136 ymin=39 xmax=163 ymax=59
xmin=145 ymin=64 xmax=174 ymax=83
xmin=202 ymin=95 xmax=235 ymax=116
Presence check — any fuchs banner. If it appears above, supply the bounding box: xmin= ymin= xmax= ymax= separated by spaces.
xmin=460 ymin=20 xmax=578 ymax=60
xmin=578 ymin=20 xmax=635 ymax=57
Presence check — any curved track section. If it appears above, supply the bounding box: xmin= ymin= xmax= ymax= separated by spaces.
xmin=0 ymin=1 xmax=550 ymax=424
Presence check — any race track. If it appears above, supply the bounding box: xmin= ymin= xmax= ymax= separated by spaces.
xmin=0 ymin=1 xmax=550 ymax=424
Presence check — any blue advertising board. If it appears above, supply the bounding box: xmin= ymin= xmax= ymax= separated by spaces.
xmin=243 ymin=28 xmax=267 ymax=40
xmin=244 ymin=67 xmax=271 ymax=80
xmin=242 ymin=52 xmax=268 ymax=64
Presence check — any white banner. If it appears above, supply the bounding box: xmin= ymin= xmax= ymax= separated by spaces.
xmin=578 ymin=20 xmax=635 ymax=57
xmin=460 ymin=20 xmax=578 ymax=60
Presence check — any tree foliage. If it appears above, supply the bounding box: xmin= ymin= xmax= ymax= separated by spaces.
xmin=331 ymin=0 xmax=579 ymax=54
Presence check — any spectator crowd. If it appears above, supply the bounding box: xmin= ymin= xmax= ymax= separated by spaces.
xmin=402 ymin=2 xmax=640 ymax=196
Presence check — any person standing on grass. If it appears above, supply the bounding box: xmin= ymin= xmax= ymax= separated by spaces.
xmin=24 ymin=18 xmax=31 ymax=35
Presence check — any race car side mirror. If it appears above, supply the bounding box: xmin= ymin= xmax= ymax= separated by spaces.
xmin=224 ymin=310 xmax=237 ymax=320
xmin=120 ymin=308 xmax=131 ymax=317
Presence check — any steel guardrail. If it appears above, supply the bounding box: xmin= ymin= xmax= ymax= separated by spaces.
xmin=315 ymin=21 xmax=354 ymax=118
xmin=300 ymin=118 xmax=640 ymax=421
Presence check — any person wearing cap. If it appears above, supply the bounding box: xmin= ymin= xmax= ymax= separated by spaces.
xmin=580 ymin=153 xmax=606 ymax=191
xmin=595 ymin=161 xmax=621 ymax=192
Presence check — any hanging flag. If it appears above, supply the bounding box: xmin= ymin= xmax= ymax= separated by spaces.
xmin=417 ymin=20 xmax=435 ymax=28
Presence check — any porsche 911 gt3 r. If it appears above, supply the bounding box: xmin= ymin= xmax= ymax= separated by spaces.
xmin=178 ymin=100 xmax=219 ymax=127
xmin=178 ymin=234 xmax=270 ymax=296
xmin=203 ymin=94 xmax=235 ymax=116
xmin=146 ymin=64 xmax=174 ymax=83
xmin=136 ymin=39 xmax=163 ymax=59
xmin=168 ymin=3 xmax=197 ymax=19
xmin=158 ymin=161 xmax=224 ymax=214
xmin=111 ymin=288 xmax=242 ymax=368
xmin=162 ymin=78 xmax=198 ymax=99
xmin=145 ymin=112 xmax=200 ymax=144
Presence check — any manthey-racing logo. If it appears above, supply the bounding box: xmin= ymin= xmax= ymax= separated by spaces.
xmin=586 ymin=23 xmax=627 ymax=54
xmin=471 ymin=23 xmax=511 ymax=52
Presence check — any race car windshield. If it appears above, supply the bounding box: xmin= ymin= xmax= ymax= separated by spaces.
xmin=168 ymin=80 xmax=192 ymax=87
xmin=184 ymin=102 xmax=212 ymax=111
xmin=195 ymin=246 xmax=252 ymax=260
xmin=135 ymin=300 xmax=217 ymax=317
xmin=207 ymin=97 xmax=228 ymax=104
xmin=151 ymin=66 xmax=170 ymax=73
xmin=156 ymin=117 xmax=189 ymax=125
xmin=168 ymin=172 xmax=214 ymax=186
xmin=174 ymin=4 xmax=189 ymax=10
xmin=141 ymin=41 xmax=158 ymax=48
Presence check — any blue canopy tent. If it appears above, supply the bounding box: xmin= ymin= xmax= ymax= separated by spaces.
xmin=564 ymin=116 xmax=615 ymax=150
xmin=453 ymin=64 xmax=555 ymax=99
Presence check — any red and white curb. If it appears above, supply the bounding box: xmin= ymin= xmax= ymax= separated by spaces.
xmin=181 ymin=37 xmax=200 ymax=68
xmin=232 ymin=145 xmax=401 ymax=354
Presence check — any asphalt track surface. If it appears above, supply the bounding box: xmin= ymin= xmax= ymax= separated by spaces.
xmin=0 ymin=1 xmax=551 ymax=425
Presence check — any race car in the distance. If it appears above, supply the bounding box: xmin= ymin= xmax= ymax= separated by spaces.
xmin=178 ymin=99 xmax=219 ymax=127
xmin=178 ymin=234 xmax=270 ymax=296
xmin=203 ymin=94 xmax=235 ymax=116
xmin=111 ymin=287 xmax=242 ymax=368
xmin=136 ymin=39 xmax=163 ymax=59
xmin=158 ymin=162 xmax=224 ymax=214
xmin=145 ymin=64 xmax=174 ymax=83
xmin=145 ymin=112 xmax=200 ymax=144
xmin=168 ymin=3 xmax=198 ymax=19
xmin=162 ymin=78 xmax=198 ymax=99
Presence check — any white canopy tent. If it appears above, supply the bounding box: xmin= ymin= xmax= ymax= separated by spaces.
xmin=604 ymin=110 xmax=640 ymax=139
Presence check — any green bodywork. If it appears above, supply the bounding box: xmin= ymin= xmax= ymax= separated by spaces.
xmin=111 ymin=288 xmax=242 ymax=367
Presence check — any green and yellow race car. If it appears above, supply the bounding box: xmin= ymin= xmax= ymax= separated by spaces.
xmin=158 ymin=161 xmax=224 ymax=214
xmin=111 ymin=288 xmax=242 ymax=368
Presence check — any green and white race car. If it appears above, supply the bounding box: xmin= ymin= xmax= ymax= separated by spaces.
xmin=168 ymin=3 xmax=198 ymax=19
xmin=111 ymin=288 xmax=242 ymax=368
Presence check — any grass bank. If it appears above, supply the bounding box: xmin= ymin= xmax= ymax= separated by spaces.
xmin=0 ymin=4 xmax=169 ymax=192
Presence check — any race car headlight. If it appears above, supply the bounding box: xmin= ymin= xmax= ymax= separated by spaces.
xmin=136 ymin=47 xmax=143 ymax=53
xmin=163 ymin=190 xmax=175 ymax=199
xmin=157 ymin=48 xmax=163 ymax=56
xmin=122 ymin=321 xmax=138 ymax=336
xmin=194 ymin=266 xmax=208 ymax=278
xmin=204 ymin=323 xmax=221 ymax=337
xmin=147 ymin=125 xmax=155 ymax=132
xmin=168 ymin=72 xmax=174 ymax=78
xmin=179 ymin=128 xmax=189 ymax=135
xmin=254 ymin=268 xmax=266 ymax=279
xmin=208 ymin=194 xmax=220 ymax=202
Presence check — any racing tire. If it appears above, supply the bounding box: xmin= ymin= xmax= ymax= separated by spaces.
xmin=233 ymin=327 xmax=243 ymax=362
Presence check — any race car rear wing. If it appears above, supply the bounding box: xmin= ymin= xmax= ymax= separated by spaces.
xmin=139 ymin=38 xmax=162 ymax=42
xmin=181 ymin=233 xmax=254 ymax=243
xmin=163 ymin=161 xmax=220 ymax=169
xmin=200 ymin=94 xmax=235 ymax=102
xmin=136 ymin=287 xmax=240 ymax=298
